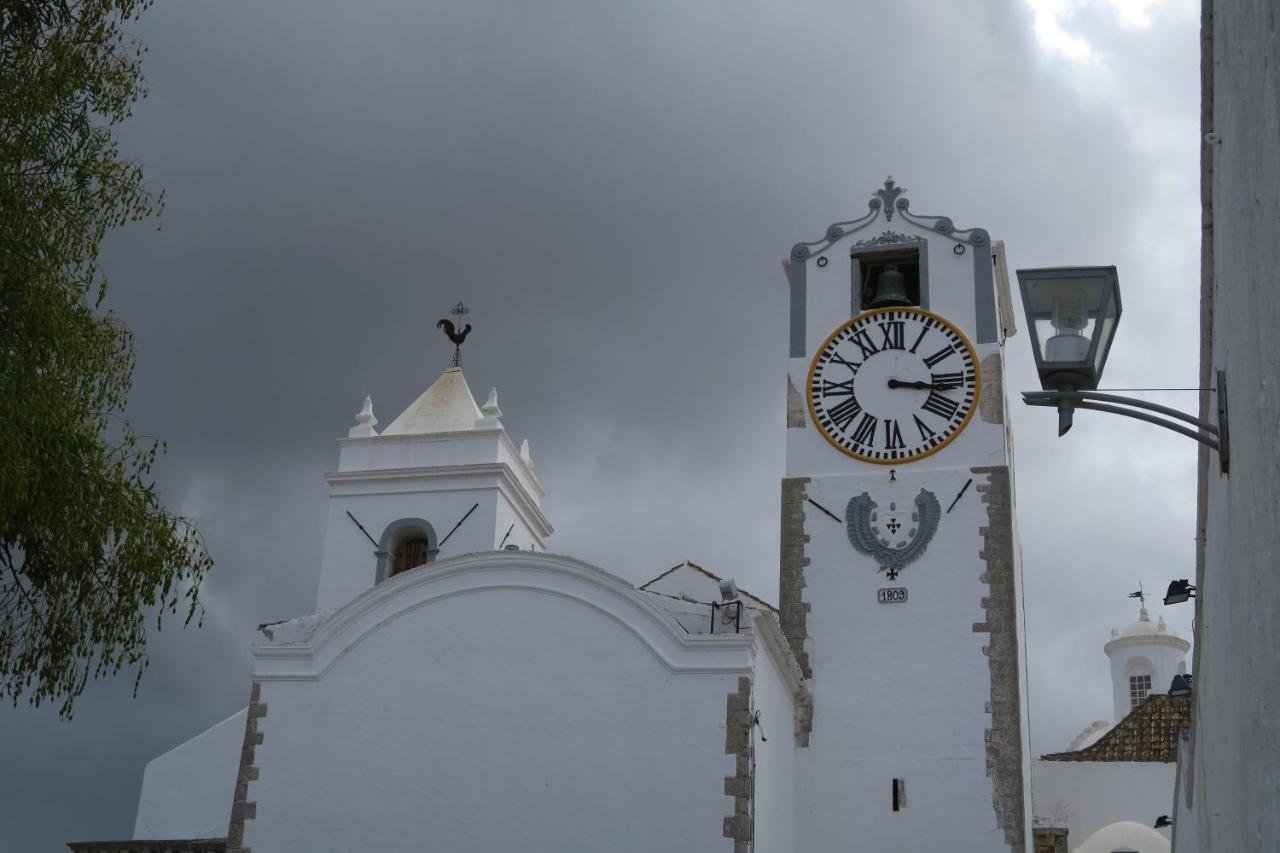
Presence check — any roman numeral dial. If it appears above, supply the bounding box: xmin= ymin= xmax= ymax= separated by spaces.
xmin=807 ymin=307 xmax=981 ymax=464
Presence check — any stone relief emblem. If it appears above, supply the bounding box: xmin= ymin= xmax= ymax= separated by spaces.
xmin=846 ymin=488 xmax=942 ymax=579
xmin=851 ymin=230 xmax=915 ymax=249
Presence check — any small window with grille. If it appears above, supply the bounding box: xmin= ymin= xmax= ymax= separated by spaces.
xmin=1129 ymin=674 xmax=1152 ymax=708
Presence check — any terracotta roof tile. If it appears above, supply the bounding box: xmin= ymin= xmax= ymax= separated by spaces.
xmin=1041 ymin=693 xmax=1190 ymax=763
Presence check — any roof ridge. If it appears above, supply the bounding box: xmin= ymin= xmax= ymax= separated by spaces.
xmin=637 ymin=560 xmax=776 ymax=611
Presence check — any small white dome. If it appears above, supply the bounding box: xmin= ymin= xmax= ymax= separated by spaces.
xmin=1072 ymin=820 xmax=1169 ymax=853
xmin=1105 ymin=606 xmax=1188 ymax=654
xmin=1068 ymin=720 xmax=1113 ymax=751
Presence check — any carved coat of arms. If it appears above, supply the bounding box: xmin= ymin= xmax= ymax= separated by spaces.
xmin=846 ymin=488 xmax=942 ymax=579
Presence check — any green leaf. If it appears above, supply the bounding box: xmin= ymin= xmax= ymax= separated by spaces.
xmin=0 ymin=0 xmax=211 ymax=719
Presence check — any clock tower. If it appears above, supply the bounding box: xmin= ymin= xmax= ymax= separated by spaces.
xmin=779 ymin=179 xmax=1030 ymax=851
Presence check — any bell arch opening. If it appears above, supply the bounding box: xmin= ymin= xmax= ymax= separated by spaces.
xmin=375 ymin=518 xmax=439 ymax=583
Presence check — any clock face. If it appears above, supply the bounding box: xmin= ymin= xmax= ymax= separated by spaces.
xmin=807 ymin=307 xmax=980 ymax=463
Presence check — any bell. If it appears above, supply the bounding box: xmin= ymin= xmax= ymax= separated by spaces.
xmin=869 ymin=265 xmax=912 ymax=308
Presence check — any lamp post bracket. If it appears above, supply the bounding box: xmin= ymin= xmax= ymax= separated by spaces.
xmin=1022 ymin=374 xmax=1229 ymax=474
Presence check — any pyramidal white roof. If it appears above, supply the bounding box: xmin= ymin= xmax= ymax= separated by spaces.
xmin=381 ymin=366 xmax=485 ymax=436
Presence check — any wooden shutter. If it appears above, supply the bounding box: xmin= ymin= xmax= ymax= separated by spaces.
xmin=393 ymin=537 xmax=431 ymax=575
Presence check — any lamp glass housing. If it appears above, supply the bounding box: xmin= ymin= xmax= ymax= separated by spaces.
xmin=1016 ymin=266 xmax=1122 ymax=391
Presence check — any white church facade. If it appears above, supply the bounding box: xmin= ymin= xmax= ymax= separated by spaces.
xmin=75 ymin=180 xmax=1042 ymax=852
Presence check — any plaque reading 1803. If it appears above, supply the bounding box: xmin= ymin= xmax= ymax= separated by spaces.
xmin=877 ymin=587 xmax=908 ymax=604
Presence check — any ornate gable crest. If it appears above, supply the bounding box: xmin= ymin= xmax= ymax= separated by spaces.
xmin=846 ymin=488 xmax=942 ymax=579
xmin=789 ymin=176 xmax=990 ymax=263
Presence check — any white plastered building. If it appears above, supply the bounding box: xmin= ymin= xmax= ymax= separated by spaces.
xmin=73 ymin=180 xmax=1037 ymax=853
xmin=118 ymin=361 xmax=809 ymax=853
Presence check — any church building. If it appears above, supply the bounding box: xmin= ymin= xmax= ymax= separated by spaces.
xmin=71 ymin=180 xmax=1033 ymax=852
xmin=1031 ymin=604 xmax=1191 ymax=853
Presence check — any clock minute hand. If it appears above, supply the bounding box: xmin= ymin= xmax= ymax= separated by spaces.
xmin=888 ymin=378 xmax=963 ymax=391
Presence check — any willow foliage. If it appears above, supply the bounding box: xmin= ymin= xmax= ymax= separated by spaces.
xmin=0 ymin=0 xmax=212 ymax=717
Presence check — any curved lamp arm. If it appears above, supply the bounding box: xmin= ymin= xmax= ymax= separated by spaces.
xmin=1022 ymin=369 xmax=1229 ymax=474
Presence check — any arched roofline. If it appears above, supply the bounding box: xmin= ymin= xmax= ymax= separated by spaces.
xmin=253 ymin=550 xmax=755 ymax=681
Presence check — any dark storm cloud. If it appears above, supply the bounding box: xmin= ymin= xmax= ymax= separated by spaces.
xmin=2 ymin=2 xmax=1201 ymax=848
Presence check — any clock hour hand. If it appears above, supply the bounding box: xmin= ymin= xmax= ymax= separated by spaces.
xmin=888 ymin=378 xmax=962 ymax=391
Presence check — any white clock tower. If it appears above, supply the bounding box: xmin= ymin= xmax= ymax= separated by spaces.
xmin=778 ymin=179 xmax=1031 ymax=851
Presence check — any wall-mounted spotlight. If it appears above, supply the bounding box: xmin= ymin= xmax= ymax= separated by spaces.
xmin=1164 ymin=579 xmax=1197 ymax=605
xmin=1168 ymin=674 xmax=1193 ymax=696
xmin=718 ymin=578 xmax=740 ymax=602
xmin=1155 ymin=815 xmax=1173 ymax=829
xmin=712 ymin=578 xmax=744 ymax=634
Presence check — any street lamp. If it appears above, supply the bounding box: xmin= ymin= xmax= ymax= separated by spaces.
xmin=1020 ymin=265 xmax=1122 ymax=400
xmin=1017 ymin=266 xmax=1230 ymax=472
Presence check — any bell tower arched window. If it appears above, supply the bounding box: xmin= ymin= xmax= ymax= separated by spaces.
xmin=375 ymin=518 xmax=439 ymax=583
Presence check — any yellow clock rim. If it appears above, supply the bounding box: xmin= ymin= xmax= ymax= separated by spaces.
xmin=805 ymin=306 xmax=983 ymax=465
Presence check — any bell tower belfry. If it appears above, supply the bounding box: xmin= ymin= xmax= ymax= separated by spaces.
xmin=313 ymin=316 xmax=551 ymax=613
xmin=778 ymin=179 xmax=1031 ymax=851
xmin=1104 ymin=605 xmax=1190 ymax=723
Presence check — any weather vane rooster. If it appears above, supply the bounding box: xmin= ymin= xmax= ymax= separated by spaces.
xmin=437 ymin=301 xmax=472 ymax=367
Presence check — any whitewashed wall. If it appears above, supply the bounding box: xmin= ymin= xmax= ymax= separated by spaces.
xmin=315 ymin=428 xmax=549 ymax=612
xmin=1185 ymin=4 xmax=1280 ymax=852
xmin=1032 ymin=760 xmax=1175 ymax=846
xmin=1171 ymin=733 xmax=1196 ymax=853
xmin=245 ymin=553 xmax=757 ymax=853
xmin=794 ymin=467 xmax=1012 ymax=850
xmin=750 ymin=621 xmax=799 ymax=853
xmin=133 ymin=707 xmax=245 ymax=840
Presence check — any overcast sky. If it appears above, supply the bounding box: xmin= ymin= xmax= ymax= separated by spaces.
xmin=1 ymin=1 xmax=1203 ymax=848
